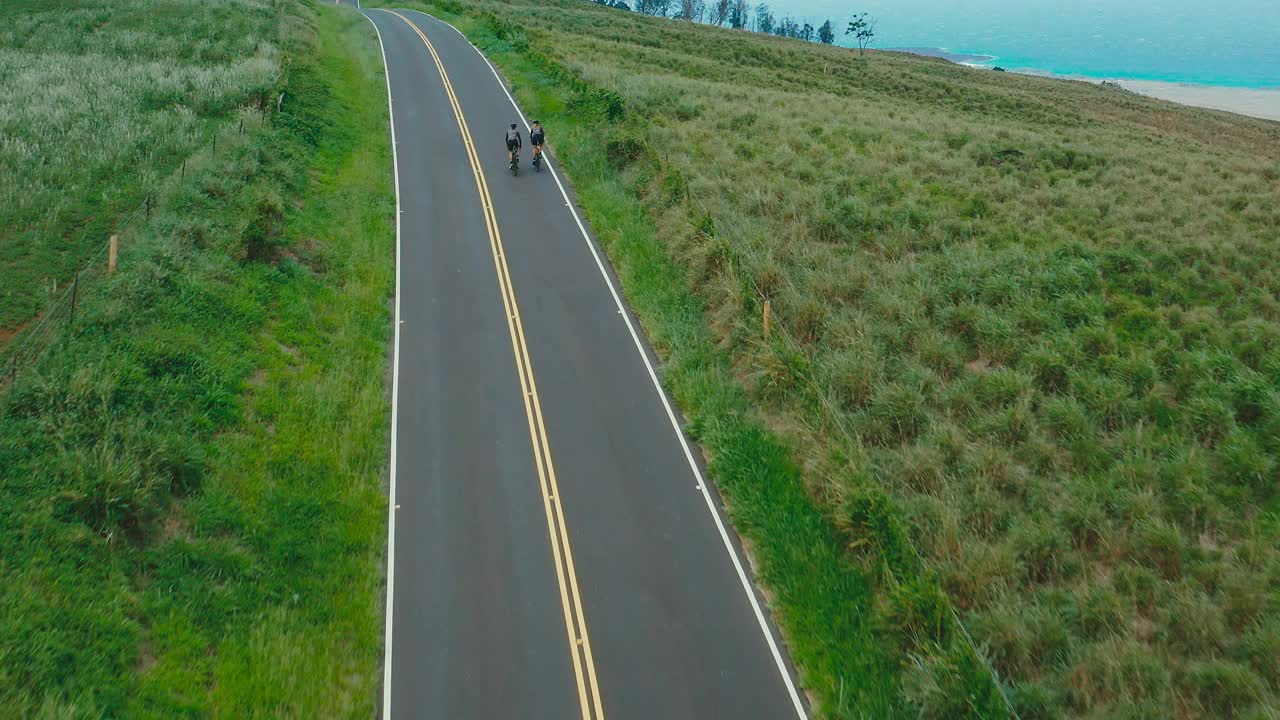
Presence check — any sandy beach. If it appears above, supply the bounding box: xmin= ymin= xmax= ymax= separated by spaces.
xmin=1116 ymin=79 xmax=1280 ymax=122
xmin=895 ymin=49 xmax=1280 ymax=123
xmin=1009 ymin=65 xmax=1280 ymax=122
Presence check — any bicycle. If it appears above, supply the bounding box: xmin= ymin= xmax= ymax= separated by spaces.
xmin=510 ymin=147 xmax=520 ymax=176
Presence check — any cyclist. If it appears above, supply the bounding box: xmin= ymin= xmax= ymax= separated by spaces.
xmin=505 ymin=123 xmax=522 ymax=166
xmin=530 ymin=120 xmax=545 ymax=167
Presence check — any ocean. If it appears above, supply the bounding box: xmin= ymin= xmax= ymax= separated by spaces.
xmin=767 ymin=0 xmax=1280 ymax=89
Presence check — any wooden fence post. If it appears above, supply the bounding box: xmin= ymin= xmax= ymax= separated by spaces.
xmin=70 ymin=276 xmax=79 ymax=325
xmin=108 ymin=235 xmax=118 ymax=274
xmin=763 ymin=300 xmax=772 ymax=339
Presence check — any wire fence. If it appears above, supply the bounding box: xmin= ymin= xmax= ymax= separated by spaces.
xmin=0 ymin=204 xmax=145 ymax=393
xmin=0 ymin=96 xmax=284 ymax=396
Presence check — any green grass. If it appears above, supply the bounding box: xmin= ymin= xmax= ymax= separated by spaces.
xmin=0 ymin=3 xmax=392 ymax=716
xmin=371 ymin=1 xmax=1279 ymax=717
xmin=0 ymin=0 xmax=280 ymax=332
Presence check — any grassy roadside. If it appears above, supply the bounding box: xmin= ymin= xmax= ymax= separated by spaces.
xmin=0 ymin=4 xmax=392 ymax=717
xmin=369 ymin=0 xmax=989 ymax=715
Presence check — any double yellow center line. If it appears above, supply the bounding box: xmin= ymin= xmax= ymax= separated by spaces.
xmin=381 ymin=11 xmax=606 ymax=720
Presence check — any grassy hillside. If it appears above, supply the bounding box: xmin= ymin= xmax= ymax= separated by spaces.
xmin=0 ymin=0 xmax=279 ymax=334
xmin=0 ymin=2 xmax=392 ymax=716
xmin=375 ymin=0 xmax=1280 ymax=717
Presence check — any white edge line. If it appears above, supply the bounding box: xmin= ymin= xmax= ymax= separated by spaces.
xmin=413 ymin=11 xmax=809 ymax=719
xmin=359 ymin=9 xmax=401 ymax=720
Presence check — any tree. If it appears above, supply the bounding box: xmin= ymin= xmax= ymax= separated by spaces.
xmin=728 ymin=0 xmax=748 ymax=28
xmin=776 ymin=16 xmax=798 ymax=37
xmin=754 ymin=2 xmax=773 ymax=33
xmin=612 ymin=0 xmax=631 ymax=9
xmin=710 ymin=0 xmax=730 ymax=26
xmin=800 ymin=22 xmax=814 ymax=41
xmin=845 ymin=12 xmax=877 ymax=56
xmin=635 ymin=0 xmax=670 ymax=15
xmin=676 ymin=0 xmax=705 ymax=20
xmin=817 ymin=19 xmax=834 ymax=44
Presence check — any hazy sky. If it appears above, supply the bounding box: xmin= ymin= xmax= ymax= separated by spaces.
xmin=764 ymin=0 xmax=1280 ymax=86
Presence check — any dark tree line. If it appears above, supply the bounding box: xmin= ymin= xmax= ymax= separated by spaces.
xmin=593 ymin=0 xmax=876 ymax=52
xmin=751 ymin=7 xmax=838 ymax=43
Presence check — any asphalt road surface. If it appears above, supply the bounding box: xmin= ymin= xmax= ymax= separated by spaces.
xmin=356 ymin=6 xmax=808 ymax=718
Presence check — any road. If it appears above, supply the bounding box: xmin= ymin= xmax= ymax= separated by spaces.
xmin=357 ymin=6 xmax=808 ymax=719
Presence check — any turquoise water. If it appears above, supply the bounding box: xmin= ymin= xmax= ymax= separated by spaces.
xmin=770 ymin=0 xmax=1280 ymax=88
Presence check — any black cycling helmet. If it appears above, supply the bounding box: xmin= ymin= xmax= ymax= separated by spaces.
xmin=531 ymin=119 xmax=540 ymax=125
xmin=511 ymin=123 xmax=518 ymax=129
